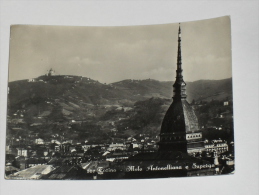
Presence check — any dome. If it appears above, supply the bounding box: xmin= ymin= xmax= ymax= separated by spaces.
xmin=160 ymin=99 xmax=199 ymax=134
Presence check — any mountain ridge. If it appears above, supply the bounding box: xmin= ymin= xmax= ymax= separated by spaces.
xmin=7 ymin=75 xmax=233 ymax=142
xmin=7 ymin=75 xmax=232 ymax=123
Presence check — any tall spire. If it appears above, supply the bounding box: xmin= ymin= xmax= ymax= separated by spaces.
xmin=158 ymin=23 xmax=200 ymax=153
xmin=177 ymin=23 xmax=182 ymax=71
xmin=173 ymin=23 xmax=187 ymax=100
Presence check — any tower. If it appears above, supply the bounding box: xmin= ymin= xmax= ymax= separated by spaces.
xmin=158 ymin=24 xmax=202 ymax=153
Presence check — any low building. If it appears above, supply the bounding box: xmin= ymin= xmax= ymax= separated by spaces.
xmin=55 ymin=145 xmax=61 ymax=152
xmin=6 ymin=146 xmax=19 ymax=156
xmin=17 ymin=148 xmax=28 ymax=157
xmin=107 ymin=143 xmax=126 ymax=151
xmin=7 ymin=165 xmax=54 ymax=180
xmin=35 ymin=138 xmax=44 ymax=145
xmin=204 ymin=139 xmax=228 ymax=154
xmin=25 ymin=158 xmax=47 ymax=168
xmin=5 ymin=165 xmax=20 ymax=176
xmin=41 ymin=165 xmax=87 ymax=180
xmin=106 ymin=152 xmax=129 ymax=162
xmin=28 ymin=78 xmax=35 ymax=82
xmin=223 ymin=101 xmax=229 ymax=106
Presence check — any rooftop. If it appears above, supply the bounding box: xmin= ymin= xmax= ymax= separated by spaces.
xmin=8 ymin=165 xmax=54 ymax=180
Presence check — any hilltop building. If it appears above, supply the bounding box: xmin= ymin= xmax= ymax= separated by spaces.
xmin=47 ymin=68 xmax=55 ymax=76
xmin=28 ymin=78 xmax=35 ymax=82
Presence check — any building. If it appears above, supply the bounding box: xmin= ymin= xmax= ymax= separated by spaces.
xmin=41 ymin=165 xmax=88 ymax=180
xmin=47 ymin=68 xmax=55 ymax=76
xmin=35 ymin=138 xmax=44 ymax=145
xmin=7 ymin=165 xmax=54 ymax=180
xmin=223 ymin=101 xmax=229 ymax=106
xmin=107 ymin=143 xmax=126 ymax=151
xmin=28 ymin=78 xmax=35 ymax=82
xmin=204 ymin=139 xmax=229 ymax=154
xmin=17 ymin=148 xmax=28 ymax=157
xmin=158 ymin=24 xmax=204 ymax=154
xmin=106 ymin=152 xmax=129 ymax=162
xmin=97 ymin=25 xmax=218 ymax=179
xmin=5 ymin=165 xmax=20 ymax=176
xmin=25 ymin=158 xmax=47 ymax=168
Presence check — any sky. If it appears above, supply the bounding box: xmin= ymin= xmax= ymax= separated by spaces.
xmin=8 ymin=16 xmax=231 ymax=84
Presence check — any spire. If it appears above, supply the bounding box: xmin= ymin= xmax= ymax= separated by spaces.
xmin=177 ymin=23 xmax=182 ymax=71
xmin=173 ymin=23 xmax=187 ymax=100
xmin=158 ymin=23 xmax=200 ymax=153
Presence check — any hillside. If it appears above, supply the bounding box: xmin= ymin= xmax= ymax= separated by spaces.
xmin=186 ymin=78 xmax=233 ymax=102
xmin=8 ymin=75 xmax=232 ymax=122
xmin=8 ymin=75 xmax=137 ymax=122
xmin=6 ymin=75 xmax=233 ymax=143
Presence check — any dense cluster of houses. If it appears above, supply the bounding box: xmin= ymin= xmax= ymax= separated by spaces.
xmin=5 ymin=134 xmax=234 ymax=180
xmin=5 ymin=134 xmax=159 ymax=177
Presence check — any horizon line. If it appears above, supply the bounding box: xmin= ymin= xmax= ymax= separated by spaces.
xmin=8 ymin=74 xmax=233 ymax=84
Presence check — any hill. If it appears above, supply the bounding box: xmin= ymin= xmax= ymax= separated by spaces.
xmin=6 ymin=75 xmax=233 ymax=143
xmin=111 ymin=78 xmax=232 ymax=102
xmin=186 ymin=78 xmax=233 ymax=102
xmin=7 ymin=75 xmax=232 ymax=122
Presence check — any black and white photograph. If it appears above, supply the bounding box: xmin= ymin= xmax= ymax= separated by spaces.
xmin=4 ymin=16 xmax=235 ymax=180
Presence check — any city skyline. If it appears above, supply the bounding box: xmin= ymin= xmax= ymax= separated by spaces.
xmin=8 ymin=16 xmax=231 ymax=83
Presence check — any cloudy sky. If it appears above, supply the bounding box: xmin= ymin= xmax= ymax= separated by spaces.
xmin=8 ymin=16 xmax=231 ymax=83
